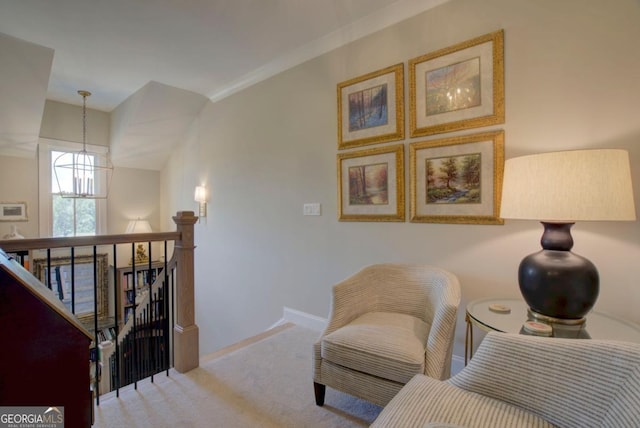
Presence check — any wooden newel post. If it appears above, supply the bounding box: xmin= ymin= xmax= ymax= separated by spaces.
xmin=172 ymin=211 xmax=199 ymax=372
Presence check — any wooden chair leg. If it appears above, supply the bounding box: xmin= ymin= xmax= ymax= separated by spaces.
xmin=314 ymin=382 xmax=326 ymax=406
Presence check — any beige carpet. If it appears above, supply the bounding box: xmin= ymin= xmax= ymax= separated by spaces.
xmin=93 ymin=323 xmax=382 ymax=427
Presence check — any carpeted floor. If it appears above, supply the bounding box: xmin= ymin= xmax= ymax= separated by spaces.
xmin=93 ymin=323 xmax=383 ymax=427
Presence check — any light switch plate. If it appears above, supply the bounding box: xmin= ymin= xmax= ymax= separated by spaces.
xmin=303 ymin=203 xmax=321 ymax=216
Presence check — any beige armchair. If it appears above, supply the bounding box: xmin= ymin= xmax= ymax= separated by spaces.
xmin=313 ymin=263 xmax=461 ymax=407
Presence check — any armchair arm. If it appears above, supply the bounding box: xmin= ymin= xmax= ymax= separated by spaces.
xmin=321 ymin=267 xmax=380 ymax=337
xmin=448 ymin=332 xmax=640 ymax=428
xmin=423 ymin=269 xmax=460 ymax=379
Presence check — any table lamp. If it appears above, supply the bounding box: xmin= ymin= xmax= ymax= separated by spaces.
xmin=500 ymin=149 xmax=636 ymax=324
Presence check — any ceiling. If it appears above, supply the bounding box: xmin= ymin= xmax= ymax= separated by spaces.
xmin=0 ymin=0 xmax=449 ymax=169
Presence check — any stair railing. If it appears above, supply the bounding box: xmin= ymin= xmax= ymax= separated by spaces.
xmin=0 ymin=211 xmax=199 ymax=404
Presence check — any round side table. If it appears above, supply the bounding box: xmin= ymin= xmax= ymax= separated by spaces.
xmin=465 ymin=297 xmax=640 ymax=364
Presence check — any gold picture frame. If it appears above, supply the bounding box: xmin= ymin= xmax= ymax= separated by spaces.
xmin=338 ymin=63 xmax=404 ymax=149
xmin=409 ymin=30 xmax=505 ymax=137
xmin=410 ymin=130 xmax=504 ymax=224
xmin=32 ymin=254 xmax=109 ymax=322
xmin=338 ymin=144 xmax=405 ymax=222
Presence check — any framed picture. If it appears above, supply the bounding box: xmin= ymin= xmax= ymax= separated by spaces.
xmin=338 ymin=63 xmax=404 ymax=149
xmin=32 ymin=254 xmax=109 ymax=322
xmin=338 ymin=144 xmax=404 ymax=222
xmin=409 ymin=30 xmax=504 ymax=137
xmin=0 ymin=202 xmax=27 ymax=221
xmin=410 ymin=130 xmax=504 ymax=224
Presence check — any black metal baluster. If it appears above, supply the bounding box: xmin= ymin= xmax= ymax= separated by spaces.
xmin=46 ymin=249 xmax=52 ymax=290
xmin=144 ymin=307 xmax=149 ymax=379
xmin=70 ymin=247 xmax=75 ymax=314
xmin=147 ymin=242 xmax=154 ymax=383
xmin=131 ymin=242 xmax=137 ymax=390
xmin=164 ymin=240 xmax=170 ymax=375
xmin=92 ymin=246 xmax=100 ymax=405
xmin=112 ymin=244 xmax=120 ymax=398
xmin=170 ymin=263 xmax=175 ymax=370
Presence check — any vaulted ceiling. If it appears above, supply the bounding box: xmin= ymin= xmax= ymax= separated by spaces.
xmin=0 ymin=0 xmax=449 ymax=169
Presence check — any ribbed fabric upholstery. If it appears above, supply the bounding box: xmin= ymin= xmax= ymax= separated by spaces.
xmin=372 ymin=332 xmax=640 ymax=428
xmin=601 ymin=365 xmax=640 ymax=427
xmin=313 ymin=264 xmax=461 ymax=407
xmin=371 ymin=374 xmax=553 ymax=428
xmin=322 ymin=312 xmax=430 ymax=383
xmin=321 ymin=360 xmax=403 ymax=406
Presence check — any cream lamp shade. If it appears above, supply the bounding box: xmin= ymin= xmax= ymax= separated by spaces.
xmin=500 ymin=149 xmax=636 ymax=222
xmin=194 ymin=186 xmax=207 ymax=203
xmin=194 ymin=185 xmax=207 ymax=218
xmin=500 ymin=149 xmax=636 ymax=324
xmin=125 ymin=219 xmax=152 ymax=234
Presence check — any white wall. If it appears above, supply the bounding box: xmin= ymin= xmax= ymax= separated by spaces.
xmin=162 ymin=0 xmax=640 ymax=359
xmin=0 ymin=155 xmax=38 ymax=238
xmin=109 ymin=166 xmax=161 ymax=234
xmin=40 ymin=99 xmax=110 ymax=147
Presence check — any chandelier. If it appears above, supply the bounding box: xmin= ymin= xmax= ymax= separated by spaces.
xmin=53 ymin=90 xmax=113 ymax=199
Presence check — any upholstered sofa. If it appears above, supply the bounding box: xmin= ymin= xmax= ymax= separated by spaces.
xmin=372 ymin=332 xmax=640 ymax=428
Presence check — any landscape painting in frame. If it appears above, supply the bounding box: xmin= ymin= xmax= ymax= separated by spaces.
xmin=338 ymin=63 xmax=404 ymax=149
xmin=338 ymin=144 xmax=404 ymax=222
xmin=409 ymin=30 xmax=504 ymax=137
xmin=410 ymin=131 xmax=504 ymax=224
xmin=426 ymin=152 xmax=481 ymax=204
xmin=349 ymin=162 xmax=389 ymax=205
xmin=426 ymin=58 xmax=481 ymax=116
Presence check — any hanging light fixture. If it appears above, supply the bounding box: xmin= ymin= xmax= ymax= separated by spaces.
xmin=53 ymin=90 xmax=113 ymax=199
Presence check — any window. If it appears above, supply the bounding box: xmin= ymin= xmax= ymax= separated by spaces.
xmin=38 ymin=140 xmax=108 ymax=237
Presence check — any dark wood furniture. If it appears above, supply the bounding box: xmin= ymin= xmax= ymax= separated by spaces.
xmin=0 ymin=250 xmax=93 ymax=427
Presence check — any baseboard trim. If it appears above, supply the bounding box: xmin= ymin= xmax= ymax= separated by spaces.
xmin=200 ymin=323 xmax=295 ymax=363
xmin=282 ymin=307 xmax=327 ymax=332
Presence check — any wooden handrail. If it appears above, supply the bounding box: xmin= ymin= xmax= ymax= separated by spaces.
xmin=0 ymin=231 xmax=181 ymax=252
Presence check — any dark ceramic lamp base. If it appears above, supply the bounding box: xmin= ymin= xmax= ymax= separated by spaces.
xmin=519 ymin=222 xmax=599 ymax=325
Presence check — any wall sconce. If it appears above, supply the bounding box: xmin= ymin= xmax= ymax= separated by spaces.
xmin=194 ymin=185 xmax=208 ymax=218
